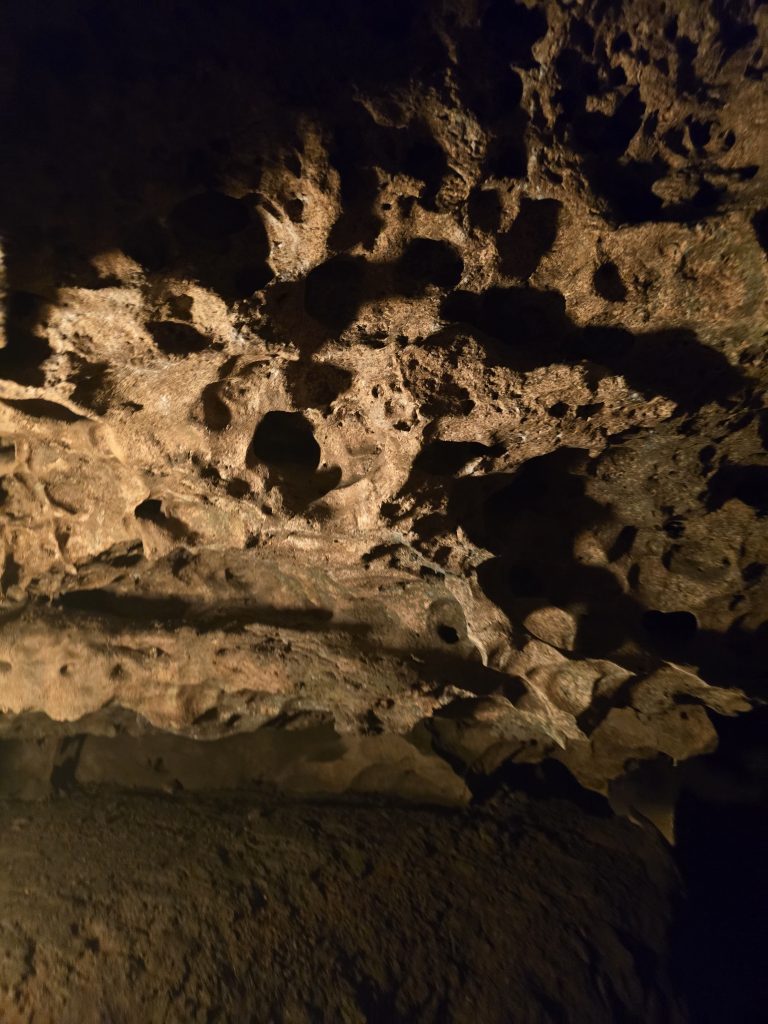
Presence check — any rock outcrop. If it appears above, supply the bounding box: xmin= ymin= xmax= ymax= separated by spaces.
xmin=0 ymin=0 xmax=766 ymax=806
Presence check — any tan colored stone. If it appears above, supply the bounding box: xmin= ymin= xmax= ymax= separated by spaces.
xmin=523 ymin=606 xmax=578 ymax=651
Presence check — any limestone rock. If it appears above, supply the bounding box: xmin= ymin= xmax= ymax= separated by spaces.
xmin=523 ymin=606 xmax=578 ymax=651
xmin=0 ymin=0 xmax=764 ymax=802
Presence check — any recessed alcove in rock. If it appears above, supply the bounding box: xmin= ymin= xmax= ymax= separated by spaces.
xmin=0 ymin=0 xmax=766 ymax=1019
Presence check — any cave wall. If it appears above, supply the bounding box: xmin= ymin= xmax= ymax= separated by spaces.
xmin=0 ymin=0 xmax=766 ymax=807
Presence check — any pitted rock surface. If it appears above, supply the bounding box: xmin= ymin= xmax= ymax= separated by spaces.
xmin=0 ymin=0 xmax=766 ymax=802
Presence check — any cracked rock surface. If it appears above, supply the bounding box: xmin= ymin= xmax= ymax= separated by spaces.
xmin=0 ymin=0 xmax=766 ymax=806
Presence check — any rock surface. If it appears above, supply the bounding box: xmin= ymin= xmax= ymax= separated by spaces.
xmin=0 ymin=0 xmax=766 ymax=803
xmin=0 ymin=788 xmax=685 ymax=1023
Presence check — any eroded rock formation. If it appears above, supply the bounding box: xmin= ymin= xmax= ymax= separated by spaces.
xmin=0 ymin=0 xmax=766 ymax=813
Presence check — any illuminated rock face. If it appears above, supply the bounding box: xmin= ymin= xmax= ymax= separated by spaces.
xmin=0 ymin=0 xmax=765 ymax=801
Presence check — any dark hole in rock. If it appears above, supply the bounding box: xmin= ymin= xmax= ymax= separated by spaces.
xmin=200 ymin=383 xmax=232 ymax=431
xmin=327 ymin=156 xmax=384 ymax=253
xmin=0 ymin=292 xmax=52 ymax=386
xmin=508 ymin=564 xmax=543 ymax=597
xmin=715 ymin=4 xmax=758 ymax=61
xmin=0 ymin=553 xmax=21 ymax=592
xmin=580 ymin=325 xmax=635 ymax=360
xmin=411 ymin=512 xmax=447 ymax=541
xmin=284 ymin=198 xmax=304 ymax=223
xmin=571 ymin=17 xmax=594 ymax=53
xmin=394 ymin=238 xmax=464 ymax=295
xmin=483 ymin=450 xmax=586 ymax=528
xmin=471 ymin=758 xmax=613 ymax=812
xmin=0 ymin=444 xmax=15 ymax=470
xmin=752 ymin=209 xmax=768 ymax=254
xmin=193 ymin=707 xmax=219 ymax=726
xmin=675 ymin=35 xmax=702 ymax=95
xmin=199 ymin=465 xmax=221 ymax=484
xmin=231 ymin=264 xmax=274 ymax=298
xmin=555 ymin=49 xmax=601 ymax=110
xmin=548 ymin=401 xmax=569 ymax=417
xmin=742 ymin=563 xmax=765 ymax=584
xmin=59 ymin=589 xmax=190 ymax=623
xmin=110 ymin=551 xmax=143 ymax=568
xmin=664 ymin=126 xmax=689 ymax=158
xmin=284 ymin=361 xmax=353 ymax=409
xmin=250 ymin=411 xmax=321 ymax=471
xmin=414 ymin=440 xmax=503 ymax=476
xmin=147 ymin=321 xmax=209 ymax=356
xmin=642 ymin=610 xmax=698 ymax=644
xmin=402 ymin=137 xmax=448 ymax=209
xmin=699 ymin=445 xmax=717 ymax=465
xmin=663 ymin=517 xmax=686 ymax=539
xmin=593 ymin=260 xmax=627 ymax=301
xmin=123 ymin=220 xmax=173 ymax=272
xmin=226 ymin=478 xmax=251 ymax=498
xmin=440 ymin=289 xmax=482 ymax=326
xmin=69 ymin=360 xmax=112 ymax=414
xmin=331 ymin=211 xmax=383 ymax=253
xmin=607 ymin=525 xmax=637 ymax=561
xmin=484 ymin=133 xmax=529 ymax=179
xmin=707 ymin=464 xmax=768 ymax=515
xmin=688 ymin=119 xmax=711 ymax=149
xmin=5 ymin=291 xmax=39 ymax=318
xmin=499 ymin=198 xmax=562 ymax=280
xmin=444 ymin=286 xmax=571 ymax=361
xmin=134 ymin=499 xmax=163 ymax=521
xmin=572 ymin=88 xmax=645 ymax=157
xmin=169 ymin=191 xmax=250 ymax=241
xmin=470 ymin=69 xmax=525 ymax=121
xmin=498 ymin=289 xmax=568 ymax=347
xmin=587 ymin=157 xmax=667 ymax=224
xmin=0 ymin=398 xmax=85 ymax=423
xmin=575 ymin=402 xmax=604 ymax=419
xmin=468 ymin=188 xmax=503 ymax=232
xmin=482 ymin=0 xmax=548 ymax=67
xmin=304 ymin=256 xmax=365 ymax=329
xmin=436 ymin=624 xmax=460 ymax=644
xmin=681 ymin=179 xmax=727 ymax=218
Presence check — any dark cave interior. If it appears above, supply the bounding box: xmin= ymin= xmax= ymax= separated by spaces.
xmin=0 ymin=0 xmax=767 ymax=1020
